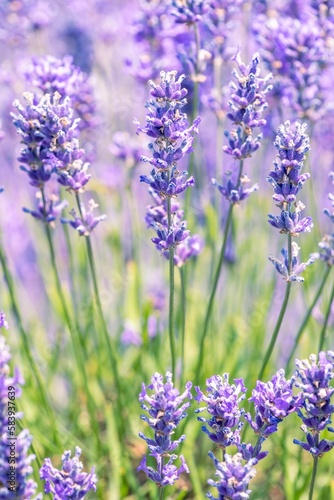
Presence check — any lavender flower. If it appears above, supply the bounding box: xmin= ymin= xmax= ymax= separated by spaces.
xmin=254 ymin=15 xmax=329 ymax=120
xmin=195 ymin=374 xmax=246 ymax=448
xmin=268 ymin=121 xmax=314 ymax=280
xmin=25 ymin=55 xmax=96 ymax=132
xmin=12 ymin=92 xmax=83 ymax=185
xmin=145 ymin=188 xmax=202 ymax=264
xmin=245 ymin=369 xmax=302 ymax=440
xmin=138 ymin=372 xmax=192 ymax=488
xmin=40 ymin=446 xmax=97 ymax=498
xmin=136 ymin=70 xmax=201 ymax=264
xmin=0 ymin=312 xmax=8 ymax=330
xmin=23 ymin=194 xmax=68 ymax=225
xmin=0 ymin=430 xmax=41 ymax=499
xmin=206 ymin=451 xmax=257 ymax=500
xmin=171 ymin=0 xmax=210 ymax=24
xmin=61 ymin=199 xmax=106 ymax=236
xmin=293 ymin=352 xmax=334 ymax=457
xmin=213 ymin=51 xmax=271 ymax=203
xmin=212 ymin=175 xmax=258 ymax=205
xmin=269 ymin=242 xmax=316 ymax=282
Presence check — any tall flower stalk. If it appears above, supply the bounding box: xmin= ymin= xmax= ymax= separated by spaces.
xmin=293 ymin=352 xmax=334 ymax=500
xmin=258 ymin=121 xmax=315 ymax=380
xmin=137 ymin=372 xmax=192 ymax=498
xmin=135 ymin=70 xmax=201 ymax=378
xmin=196 ymin=51 xmax=272 ymax=384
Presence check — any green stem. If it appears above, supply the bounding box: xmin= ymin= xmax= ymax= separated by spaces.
xmin=41 ymin=191 xmax=100 ymax=442
xmin=75 ymin=193 xmax=125 ymax=435
xmin=258 ymin=235 xmax=293 ymax=381
xmin=159 ymin=488 xmax=164 ymax=500
xmin=286 ymin=266 xmax=331 ymax=370
xmin=167 ymin=196 xmax=176 ymax=379
xmin=195 ymin=202 xmax=234 ymax=385
xmin=179 ymin=266 xmax=186 ymax=386
xmin=0 ymin=239 xmax=59 ymax=444
xmin=308 ymin=451 xmax=319 ymax=500
xmin=318 ymin=271 xmax=334 ymax=352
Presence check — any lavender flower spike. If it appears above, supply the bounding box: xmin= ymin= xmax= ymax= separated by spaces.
xmin=269 ymin=242 xmax=315 ymax=282
xmin=40 ymin=446 xmax=97 ymax=498
xmin=61 ymin=199 xmax=106 ymax=236
xmin=293 ymin=352 xmax=334 ymax=458
xmin=0 ymin=311 xmax=8 ymax=329
xmin=138 ymin=372 xmax=192 ymax=487
xmin=195 ymin=374 xmax=247 ymax=448
xmin=207 ymin=451 xmax=257 ymax=500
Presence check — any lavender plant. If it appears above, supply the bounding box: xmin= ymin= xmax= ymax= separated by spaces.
xmin=40 ymin=447 xmax=97 ymax=499
xmin=138 ymin=372 xmax=192 ymax=497
xmin=258 ymin=121 xmax=315 ymax=379
xmin=135 ymin=70 xmax=200 ymax=377
xmin=293 ymin=352 xmax=334 ymax=499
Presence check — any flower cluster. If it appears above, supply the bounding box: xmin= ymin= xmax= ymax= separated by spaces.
xmin=293 ymin=352 xmax=334 ymax=458
xmin=195 ymin=374 xmax=246 ymax=448
xmin=269 ymin=242 xmax=316 ymax=283
xmin=138 ymin=372 xmax=192 ymax=488
xmin=40 ymin=446 xmax=97 ymax=498
xmin=196 ymin=369 xmax=301 ymax=497
xmin=25 ymin=55 xmax=96 ymax=132
xmin=212 ymin=51 xmax=272 ymax=204
xmin=268 ymin=121 xmax=314 ymax=281
xmin=12 ymin=82 xmax=104 ymax=235
xmin=207 ymin=451 xmax=257 ymax=500
xmin=254 ymin=15 xmax=329 ymax=120
xmin=145 ymin=188 xmax=202 ymax=265
xmin=135 ymin=70 xmax=201 ymax=264
xmin=171 ymin=0 xmax=210 ymax=24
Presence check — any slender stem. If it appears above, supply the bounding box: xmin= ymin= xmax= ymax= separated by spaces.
xmin=41 ymin=190 xmax=100 ymax=441
xmin=75 ymin=193 xmax=125 ymax=435
xmin=286 ymin=266 xmax=331 ymax=370
xmin=195 ymin=202 xmax=234 ymax=385
xmin=0 ymin=240 xmax=59 ymax=443
xmin=258 ymin=235 xmax=293 ymax=381
xmin=309 ymin=447 xmax=319 ymax=500
xmin=318 ymin=272 xmax=334 ymax=352
xmin=167 ymin=196 xmax=176 ymax=379
xmin=179 ymin=266 xmax=186 ymax=386
xmin=159 ymin=488 xmax=164 ymax=500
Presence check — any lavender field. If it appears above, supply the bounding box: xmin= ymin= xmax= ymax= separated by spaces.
xmin=1 ymin=1 xmax=334 ymax=499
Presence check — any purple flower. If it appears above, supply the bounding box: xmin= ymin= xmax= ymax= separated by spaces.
xmin=140 ymin=168 xmax=195 ymax=197
xmin=174 ymin=234 xmax=203 ymax=267
xmin=120 ymin=324 xmax=142 ymax=346
xmin=138 ymin=372 xmax=192 ymax=487
xmin=268 ymin=207 xmax=313 ymax=235
xmin=254 ymin=16 xmax=329 ymax=119
xmin=12 ymin=92 xmax=83 ymax=183
xmin=212 ymin=174 xmax=258 ymax=204
xmin=40 ymin=446 xmax=97 ymax=498
xmin=57 ymin=160 xmax=91 ymax=193
xmin=293 ymin=352 xmax=334 ymax=457
xmin=0 ymin=312 xmax=8 ymax=330
xmin=25 ymin=55 xmax=96 ymax=132
xmin=0 ymin=430 xmax=41 ymax=499
xmin=171 ymin=0 xmax=210 ymax=24
xmin=61 ymin=199 xmax=106 ymax=237
xmin=226 ymin=51 xmax=272 ymax=128
xmin=245 ymin=369 xmax=302 ymax=439
xmin=23 ymin=194 xmax=68 ymax=225
xmin=206 ymin=451 xmax=257 ymax=500
xmin=312 ymin=234 xmax=334 ymax=267
xmin=269 ymin=242 xmax=315 ymax=282
xmin=137 ymin=453 xmax=189 ymax=488
xmin=324 ymin=193 xmax=334 ymax=224
xmin=195 ymin=374 xmax=246 ymax=448
xmin=151 ymin=220 xmax=190 ymax=253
